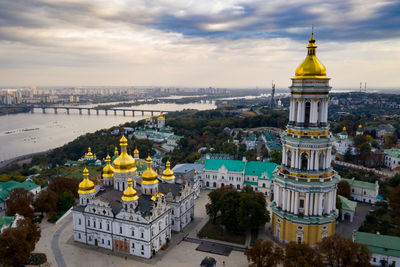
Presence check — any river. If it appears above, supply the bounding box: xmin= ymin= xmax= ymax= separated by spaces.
xmin=0 ymin=102 xmax=216 ymax=162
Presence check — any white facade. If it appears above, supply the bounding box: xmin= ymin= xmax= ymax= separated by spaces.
xmin=370 ymin=253 xmax=400 ymax=267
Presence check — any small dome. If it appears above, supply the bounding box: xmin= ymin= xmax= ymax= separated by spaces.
xmin=103 ymin=154 xmax=114 ymax=177
xmin=85 ymin=147 xmax=94 ymax=158
xmin=78 ymin=167 xmax=95 ymax=194
xmin=162 ymin=161 xmax=175 ymax=181
xmin=295 ymin=33 xmax=327 ymax=79
xmin=358 ymin=124 xmax=362 ymax=129
xmin=158 ymin=111 xmax=165 ymax=121
xmin=122 ymin=178 xmax=138 ymax=202
xmin=134 ymin=147 xmax=139 ymax=155
xmin=343 ymin=126 xmax=347 ymax=131
xmin=142 ymin=156 xmax=158 ymax=185
xmin=151 ymin=192 xmax=164 ymax=201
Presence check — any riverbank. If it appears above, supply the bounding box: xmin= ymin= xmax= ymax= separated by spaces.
xmin=0 ymin=150 xmax=51 ymax=168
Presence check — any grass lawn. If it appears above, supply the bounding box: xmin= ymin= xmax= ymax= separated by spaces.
xmin=66 ymin=165 xmax=101 ymax=180
xmin=198 ymin=219 xmax=246 ymax=245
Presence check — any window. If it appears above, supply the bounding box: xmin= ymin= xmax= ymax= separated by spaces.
xmin=172 ymin=210 xmax=174 ymax=215
xmin=132 ymin=230 xmax=135 ymax=236
xmin=102 ymin=239 xmax=104 ymax=244
xmin=100 ymin=222 xmax=102 ymax=229
xmin=78 ymin=233 xmax=81 ymax=239
xmin=141 ymin=233 xmax=144 ymax=238
xmin=78 ymin=218 xmax=81 ymax=225
xmin=300 ymin=199 xmax=304 ymax=209
xmin=132 ymin=243 xmax=135 ymax=248
xmin=120 ymin=227 xmax=122 ymax=234
xmin=107 ymin=224 xmax=110 ymax=231
xmin=108 ymin=240 xmax=110 ymax=246
xmin=93 ymin=221 xmax=96 ymax=228
xmin=141 ymin=245 xmax=144 ymax=250
xmin=87 ymin=220 xmax=90 ymax=227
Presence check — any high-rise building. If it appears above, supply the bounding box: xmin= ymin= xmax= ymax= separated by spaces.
xmin=271 ymin=33 xmax=339 ymax=246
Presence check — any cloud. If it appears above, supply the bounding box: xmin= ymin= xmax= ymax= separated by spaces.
xmin=0 ymin=0 xmax=399 ymax=87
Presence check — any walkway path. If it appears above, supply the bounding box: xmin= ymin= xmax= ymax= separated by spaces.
xmin=333 ymin=160 xmax=394 ymax=179
xmin=51 ymin=217 xmax=72 ymax=267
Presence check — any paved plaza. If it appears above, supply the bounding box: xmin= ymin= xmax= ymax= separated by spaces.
xmin=34 ymin=190 xmax=249 ymax=267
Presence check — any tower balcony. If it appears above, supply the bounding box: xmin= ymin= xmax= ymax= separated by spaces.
xmin=275 ymin=166 xmax=337 ymax=183
xmin=271 ymin=202 xmax=338 ymax=224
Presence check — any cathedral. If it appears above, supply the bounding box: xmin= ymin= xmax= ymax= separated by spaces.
xmin=271 ymin=33 xmax=339 ymax=245
xmin=72 ymin=134 xmax=195 ymax=258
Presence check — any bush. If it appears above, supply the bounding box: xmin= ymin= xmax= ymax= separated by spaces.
xmin=26 ymin=253 xmax=47 ymax=265
xmin=47 ymin=211 xmax=60 ymax=223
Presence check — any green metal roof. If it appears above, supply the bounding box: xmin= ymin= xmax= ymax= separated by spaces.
xmin=244 ymin=161 xmax=277 ymax=180
xmin=0 ymin=180 xmax=40 ymax=203
xmin=338 ymin=195 xmax=357 ymax=212
xmin=204 ymin=159 xmax=246 ymax=173
xmin=384 ymin=148 xmax=400 ymax=159
xmin=168 ymin=135 xmax=183 ymax=140
xmin=0 ymin=216 xmax=15 ymax=230
xmin=244 ymin=181 xmax=258 ymax=186
xmin=245 ymin=134 xmax=256 ymax=141
xmin=340 ymin=178 xmax=377 ymax=191
xmin=353 ymin=231 xmax=400 ymax=257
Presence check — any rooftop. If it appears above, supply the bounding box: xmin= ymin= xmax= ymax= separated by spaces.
xmin=0 ymin=216 xmax=15 ymax=230
xmin=384 ymin=148 xmax=400 ymax=159
xmin=0 ymin=180 xmax=40 ymax=203
xmin=353 ymin=231 xmax=400 ymax=257
xmin=338 ymin=195 xmax=357 ymax=212
xmin=340 ymin=178 xmax=378 ymax=191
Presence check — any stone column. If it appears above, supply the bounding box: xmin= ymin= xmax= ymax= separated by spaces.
xmin=318 ymin=193 xmax=323 ymax=216
xmin=305 ymin=192 xmax=310 ymax=216
xmin=287 ymin=190 xmax=291 ymax=212
xmin=309 ymin=193 xmax=314 ymax=216
xmin=294 ymin=191 xmax=299 ymax=215
xmin=313 ymin=193 xmax=319 ymax=215
xmin=290 ymin=191 xmax=295 ymax=213
xmin=311 ymin=150 xmax=315 ymax=170
xmin=291 ymin=149 xmax=295 ymax=168
xmin=282 ymin=148 xmax=287 ymax=165
xmin=315 ymin=152 xmax=319 ymax=170
xmin=296 ymin=100 xmax=303 ymax=125
xmin=294 ymin=149 xmax=299 ymax=169
xmin=289 ymin=99 xmax=294 ymax=122
xmin=282 ymin=189 xmax=287 ymax=211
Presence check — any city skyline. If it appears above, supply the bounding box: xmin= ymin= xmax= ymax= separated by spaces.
xmin=0 ymin=0 xmax=399 ymax=88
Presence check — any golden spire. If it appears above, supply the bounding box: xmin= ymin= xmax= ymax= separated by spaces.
xmin=122 ymin=178 xmax=138 ymax=201
xmin=162 ymin=160 xmax=175 ymax=181
xmin=103 ymin=154 xmax=114 ymax=177
xmin=120 ymin=134 xmax=128 ymax=148
xmin=158 ymin=111 xmax=165 ymax=121
xmin=134 ymin=147 xmax=139 ymax=155
xmin=78 ymin=167 xmax=95 ymax=194
xmin=142 ymin=155 xmax=159 ymax=185
xmin=114 ymin=147 xmax=118 ymax=156
xmin=295 ymin=30 xmax=327 ymax=79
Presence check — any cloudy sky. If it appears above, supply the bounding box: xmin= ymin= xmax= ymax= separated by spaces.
xmin=0 ymin=0 xmax=399 ymax=88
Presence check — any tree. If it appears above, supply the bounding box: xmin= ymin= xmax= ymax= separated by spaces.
xmin=270 ymin=149 xmax=282 ymax=165
xmin=389 ymin=185 xmax=400 ymax=212
xmin=0 ymin=218 xmax=41 ymax=266
xmin=57 ymin=191 xmax=75 ymax=212
xmin=49 ymin=177 xmax=79 ymax=197
xmin=317 ymin=235 xmax=371 ymax=267
xmin=389 ymin=173 xmax=400 ymax=188
xmin=284 ymin=242 xmax=323 ymax=267
xmin=337 ymin=180 xmax=351 ymax=199
xmin=6 ymin=188 xmax=34 ymax=219
xmin=34 ymin=189 xmax=57 ymax=215
xmin=245 ymin=239 xmax=284 ymax=267
xmin=237 ymin=188 xmax=270 ymax=231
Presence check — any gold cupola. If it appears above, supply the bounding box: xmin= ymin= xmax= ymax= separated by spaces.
xmin=113 ymin=135 xmax=136 ymax=173
xmin=102 ymin=154 xmax=114 ymax=178
xmin=158 ymin=111 xmax=165 ymax=121
xmin=78 ymin=167 xmax=95 ymax=194
xmin=85 ymin=147 xmax=94 ymax=159
xmin=162 ymin=161 xmax=175 ymax=182
xmin=134 ymin=147 xmax=139 ymax=156
xmin=295 ymin=32 xmax=327 ymax=79
xmin=121 ymin=178 xmax=138 ymax=201
xmin=142 ymin=155 xmax=159 ymax=185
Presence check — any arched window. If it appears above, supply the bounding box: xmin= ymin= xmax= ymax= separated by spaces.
xmin=319 ymin=153 xmax=325 ymax=170
xmin=287 ymin=150 xmax=292 ymax=167
xmin=317 ymin=102 xmax=321 ymax=125
xmin=206 ymin=181 xmax=209 ymax=187
xmin=213 ymin=182 xmax=216 ymax=188
xmin=304 ymin=102 xmax=311 ymax=127
xmin=301 ymin=153 xmax=308 ymax=171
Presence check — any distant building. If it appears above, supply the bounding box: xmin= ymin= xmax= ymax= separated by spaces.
xmin=0 ymin=180 xmax=41 ymax=216
xmin=201 ymin=158 xmax=277 ymax=196
xmin=353 ymin=231 xmax=400 ymax=267
xmin=338 ymin=195 xmax=357 ymax=222
xmin=384 ymin=148 xmax=400 ymax=171
xmin=244 ymin=133 xmax=257 ymax=150
xmin=172 ymin=163 xmax=203 ymax=198
xmin=340 ymin=178 xmax=379 ymax=204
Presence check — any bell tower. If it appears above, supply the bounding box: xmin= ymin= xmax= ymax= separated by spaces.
xmin=271 ymin=32 xmax=339 ymax=246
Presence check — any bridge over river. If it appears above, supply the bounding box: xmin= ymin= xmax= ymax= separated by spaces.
xmin=28 ymin=105 xmax=166 ymax=117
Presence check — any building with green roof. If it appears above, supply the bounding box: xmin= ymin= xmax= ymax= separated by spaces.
xmin=353 ymin=231 xmax=400 ymax=266
xmin=340 ymin=177 xmax=379 ymax=204
xmin=202 ymin=158 xmax=278 ymax=196
xmin=384 ymin=148 xmax=400 ymax=171
xmin=338 ymin=195 xmax=357 ymax=222
xmin=0 ymin=180 xmax=41 ymax=216
xmin=0 ymin=214 xmax=24 ymax=233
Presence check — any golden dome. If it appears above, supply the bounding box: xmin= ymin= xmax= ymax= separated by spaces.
xmin=134 ymin=147 xmax=139 ymax=155
xmin=113 ymin=135 xmax=136 ymax=173
xmin=122 ymin=178 xmax=138 ymax=201
xmin=358 ymin=124 xmax=362 ymax=129
xmin=256 ymin=156 xmax=260 ymax=161
xmin=158 ymin=111 xmax=165 ymax=121
xmin=142 ymin=156 xmax=159 ymax=185
xmin=295 ymin=33 xmax=327 ymax=79
xmin=103 ymin=154 xmax=114 ymax=177
xmin=114 ymin=147 xmax=119 ymax=156
xmin=78 ymin=167 xmax=95 ymax=194
xmin=151 ymin=192 xmax=164 ymax=201
xmin=85 ymin=147 xmax=94 ymax=158
xmin=162 ymin=161 xmax=175 ymax=181
xmin=343 ymin=126 xmax=347 ymax=131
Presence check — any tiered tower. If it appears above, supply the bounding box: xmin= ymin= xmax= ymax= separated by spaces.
xmin=271 ymin=33 xmax=339 ymax=246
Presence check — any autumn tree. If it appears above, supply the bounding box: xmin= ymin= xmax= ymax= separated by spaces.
xmin=389 ymin=185 xmax=400 ymax=212
xmin=317 ymin=235 xmax=371 ymax=267
xmin=57 ymin=191 xmax=75 ymax=211
xmin=6 ymin=188 xmax=34 ymax=219
xmin=0 ymin=218 xmax=41 ymax=266
xmin=34 ymin=189 xmax=57 ymax=215
xmin=284 ymin=242 xmax=323 ymax=267
xmin=337 ymin=180 xmax=351 ymax=199
xmin=245 ymin=239 xmax=284 ymax=267
xmin=48 ymin=176 xmax=79 ymax=197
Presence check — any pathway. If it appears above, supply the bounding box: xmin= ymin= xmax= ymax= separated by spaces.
xmin=51 ymin=217 xmax=72 ymax=267
xmin=333 ymin=160 xmax=394 ymax=179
